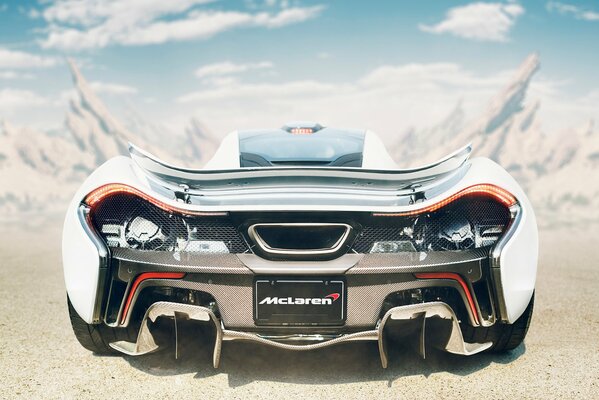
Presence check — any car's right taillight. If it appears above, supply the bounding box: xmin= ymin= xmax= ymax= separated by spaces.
xmin=369 ymin=184 xmax=516 ymax=253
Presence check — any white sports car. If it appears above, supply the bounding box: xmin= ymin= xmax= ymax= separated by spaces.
xmin=63 ymin=122 xmax=537 ymax=368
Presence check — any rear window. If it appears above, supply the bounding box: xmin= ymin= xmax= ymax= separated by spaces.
xmin=239 ymin=129 xmax=365 ymax=167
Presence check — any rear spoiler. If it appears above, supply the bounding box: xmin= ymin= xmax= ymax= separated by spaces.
xmin=129 ymin=143 xmax=471 ymax=191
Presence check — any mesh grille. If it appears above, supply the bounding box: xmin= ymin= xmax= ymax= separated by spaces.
xmin=353 ymin=226 xmax=408 ymax=253
xmin=352 ymin=198 xmax=511 ymax=253
xmin=89 ymin=195 xmax=510 ymax=257
xmin=90 ymin=194 xmax=249 ymax=254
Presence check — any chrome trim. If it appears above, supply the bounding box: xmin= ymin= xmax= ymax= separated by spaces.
xmin=478 ymin=281 xmax=498 ymax=328
xmin=221 ymin=328 xmax=378 ymax=350
xmin=78 ymin=205 xmax=109 ymax=324
xmin=110 ymin=300 xmax=491 ymax=368
xmin=378 ymin=302 xmax=492 ymax=367
xmin=110 ymin=302 xmax=222 ymax=367
xmin=130 ymin=142 xmax=471 ymax=178
xmin=255 ymin=333 xmax=344 ymax=342
xmin=490 ymin=203 xmax=522 ymax=322
xmin=248 ymin=223 xmax=352 ymax=256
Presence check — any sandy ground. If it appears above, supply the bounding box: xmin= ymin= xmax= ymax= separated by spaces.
xmin=1 ymin=219 xmax=598 ymax=399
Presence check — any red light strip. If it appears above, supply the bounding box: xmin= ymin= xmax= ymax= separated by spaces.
xmin=373 ymin=184 xmax=516 ymax=217
xmin=84 ymin=183 xmax=227 ymax=216
xmin=414 ymin=272 xmax=480 ymax=325
xmin=120 ymin=272 xmax=186 ymax=324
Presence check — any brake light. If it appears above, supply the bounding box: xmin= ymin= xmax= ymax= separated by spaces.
xmin=373 ymin=184 xmax=516 ymax=217
xmin=290 ymin=127 xmax=314 ymax=135
xmin=84 ymin=183 xmax=227 ymax=216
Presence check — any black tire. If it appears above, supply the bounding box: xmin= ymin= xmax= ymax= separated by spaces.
xmin=68 ymin=296 xmax=135 ymax=354
xmin=462 ymin=293 xmax=534 ymax=352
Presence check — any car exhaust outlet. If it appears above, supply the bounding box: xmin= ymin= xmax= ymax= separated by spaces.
xmin=110 ymin=301 xmax=491 ymax=369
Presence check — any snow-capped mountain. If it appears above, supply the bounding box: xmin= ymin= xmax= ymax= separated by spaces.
xmin=65 ymin=60 xmax=217 ymax=167
xmin=0 ymin=61 xmax=220 ymax=217
xmin=527 ymin=121 xmax=599 ymax=225
xmin=182 ymin=117 xmax=221 ymax=166
xmin=392 ymin=53 xmax=599 ymax=225
xmin=0 ymin=119 xmax=93 ymax=215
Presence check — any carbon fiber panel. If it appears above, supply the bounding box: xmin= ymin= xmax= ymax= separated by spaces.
xmin=132 ymin=276 xmax=475 ymax=328
xmin=134 ymin=278 xmax=255 ymax=327
xmin=345 ymin=279 xmax=470 ymax=327
xmin=348 ymin=248 xmax=488 ymax=274
xmin=112 ymin=247 xmax=252 ymax=275
xmin=116 ymin=248 xmax=486 ymax=328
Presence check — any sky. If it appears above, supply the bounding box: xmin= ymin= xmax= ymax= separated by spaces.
xmin=0 ymin=0 xmax=598 ymax=140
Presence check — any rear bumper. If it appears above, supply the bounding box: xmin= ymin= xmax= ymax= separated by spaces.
xmin=106 ymin=246 xmax=496 ymax=333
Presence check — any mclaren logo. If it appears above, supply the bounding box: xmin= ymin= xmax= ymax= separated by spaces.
xmin=259 ymin=293 xmax=340 ymax=305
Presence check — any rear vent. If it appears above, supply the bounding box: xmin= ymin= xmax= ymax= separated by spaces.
xmin=248 ymin=223 xmax=352 ymax=259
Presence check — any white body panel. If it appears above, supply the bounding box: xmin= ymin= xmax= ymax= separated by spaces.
xmin=360 ymin=130 xmax=398 ymax=169
xmin=498 ymin=189 xmax=538 ymax=322
xmin=63 ymin=132 xmax=537 ymax=325
xmin=204 ymin=131 xmax=241 ymax=170
xmin=62 ymin=196 xmax=100 ymax=323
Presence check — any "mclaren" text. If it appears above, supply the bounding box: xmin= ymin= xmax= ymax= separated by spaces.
xmin=259 ymin=297 xmax=333 ymax=305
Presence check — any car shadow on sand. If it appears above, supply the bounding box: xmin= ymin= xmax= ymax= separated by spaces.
xmin=120 ymin=322 xmax=526 ymax=387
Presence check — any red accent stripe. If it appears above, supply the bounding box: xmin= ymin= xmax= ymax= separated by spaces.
xmin=84 ymin=183 xmax=228 ymax=217
xmin=414 ymin=272 xmax=480 ymax=325
xmin=120 ymin=272 xmax=185 ymax=324
xmin=373 ymin=184 xmax=516 ymax=217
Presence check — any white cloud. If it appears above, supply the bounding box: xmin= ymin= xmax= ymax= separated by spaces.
xmin=89 ymin=81 xmax=138 ymax=95
xmin=174 ymin=61 xmax=518 ymax=138
xmin=179 ymin=62 xmax=511 ymax=105
xmin=0 ymin=89 xmax=48 ymax=112
xmin=419 ymin=2 xmax=524 ymax=42
xmin=0 ymin=48 xmax=59 ymax=69
xmin=195 ymin=61 xmax=273 ymax=78
xmin=530 ymin=81 xmax=599 ymax=132
xmin=547 ymin=2 xmax=599 ymax=21
xmin=256 ymin=5 xmax=323 ymax=28
xmin=36 ymin=0 xmax=324 ymax=50
xmin=178 ymin=79 xmax=336 ymax=103
xmin=39 ymin=0 xmax=214 ymax=26
xmin=171 ymin=56 xmax=599 ymax=142
xmin=0 ymin=71 xmax=35 ymax=79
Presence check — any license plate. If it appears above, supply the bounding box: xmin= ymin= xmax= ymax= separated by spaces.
xmin=254 ymin=278 xmax=346 ymax=326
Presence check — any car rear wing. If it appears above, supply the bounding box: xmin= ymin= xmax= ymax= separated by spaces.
xmin=128 ymin=143 xmax=472 ymax=208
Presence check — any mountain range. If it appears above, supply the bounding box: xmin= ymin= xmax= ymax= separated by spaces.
xmin=393 ymin=54 xmax=598 ymax=226
xmin=0 ymin=60 xmax=220 ymax=216
xmin=0 ymin=55 xmax=596 ymax=226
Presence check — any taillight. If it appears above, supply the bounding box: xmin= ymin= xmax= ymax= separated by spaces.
xmin=373 ymin=184 xmax=516 ymax=217
xmin=368 ymin=184 xmax=516 ymax=253
xmin=85 ymin=183 xmax=226 ymax=217
xmin=84 ymin=184 xmax=245 ymax=254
